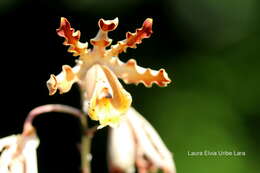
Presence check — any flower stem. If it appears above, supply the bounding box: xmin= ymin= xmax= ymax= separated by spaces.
xmin=22 ymin=104 xmax=92 ymax=173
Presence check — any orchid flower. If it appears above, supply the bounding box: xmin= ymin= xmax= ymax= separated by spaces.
xmin=0 ymin=131 xmax=39 ymax=173
xmin=47 ymin=17 xmax=171 ymax=128
xmin=108 ymin=107 xmax=176 ymax=173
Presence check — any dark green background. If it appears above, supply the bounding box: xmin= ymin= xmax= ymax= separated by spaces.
xmin=0 ymin=0 xmax=259 ymax=172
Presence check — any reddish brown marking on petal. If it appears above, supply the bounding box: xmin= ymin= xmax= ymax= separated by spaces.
xmin=98 ymin=88 xmax=113 ymax=100
xmin=142 ymin=18 xmax=153 ymax=37
xmin=126 ymin=18 xmax=153 ymax=47
xmin=68 ymin=46 xmax=82 ymax=54
xmin=90 ymin=39 xmax=111 ymax=48
xmin=98 ymin=18 xmax=118 ymax=32
xmin=56 ymin=17 xmax=88 ymax=55
xmin=106 ymin=18 xmax=153 ymax=57
xmin=57 ymin=17 xmax=80 ymax=45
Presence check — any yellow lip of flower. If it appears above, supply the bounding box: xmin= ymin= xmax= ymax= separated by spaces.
xmin=47 ymin=17 xmax=171 ymax=128
xmin=84 ymin=64 xmax=132 ymax=128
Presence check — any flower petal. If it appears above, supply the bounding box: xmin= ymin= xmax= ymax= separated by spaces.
xmin=108 ymin=118 xmax=136 ymax=173
xmin=107 ymin=58 xmax=171 ymax=87
xmin=126 ymin=107 xmax=176 ymax=173
xmin=57 ymin=17 xmax=88 ymax=56
xmin=0 ymin=135 xmax=20 ymax=173
xmin=90 ymin=18 xmax=119 ymax=49
xmin=0 ymin=134 xmax=39 ymax=173
xmin=83 ymin=64 xmax=132 ymax=128
xmin=107 ymin=18 xmax=153 ymax=57
xmin=22 ymin=135 xmax=39 ymax=173
xmin=47 ymin=65 xmax=78 ymax=95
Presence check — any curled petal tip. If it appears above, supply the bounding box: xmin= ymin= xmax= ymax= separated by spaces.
xmin=145 ymin=18 xmax=153 ymax=23
xmin=47 ymin=65 xmax=77 ymax=96
xmin=90 ymin=18 xmax=118 ymax=48
xmin=57 ymin=17 xmax=72 ymax=39
xmin=157 ymin=69 xmax=171 ymax=86
xmin=47 ymin=74 xmax=57 ymax=95
xmin=60 ymin=17 xmax=67 ymax=24
xmin=98 ymin=17 xmax=119 ymax=32
xmin=143 ymin=18 xmax=153 ymax=35
xmin=59 ymin=17 xmax=67 ymax=30
xmin=144 ymin=18 xmax=153 ymax=26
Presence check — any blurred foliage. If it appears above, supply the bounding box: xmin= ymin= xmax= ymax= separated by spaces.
xmin=63 ymin=0 xmax=140 ymax=13
xmin=0 ymin=0 xmax=259 ymax=173
xmin=170 ymin=0 xmax=258 ymax=49
xmin=0 ymin=0 xmax=21 ymax=15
